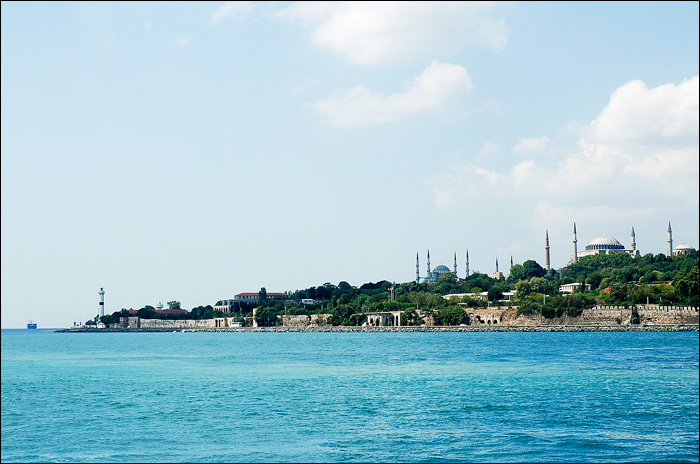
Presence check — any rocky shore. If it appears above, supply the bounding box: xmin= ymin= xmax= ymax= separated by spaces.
xmin=56 ymin=325 xmax=699 ymax=333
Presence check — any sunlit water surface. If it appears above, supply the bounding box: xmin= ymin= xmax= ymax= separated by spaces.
xmin=2 ymin=329 xmax=698 ymax=462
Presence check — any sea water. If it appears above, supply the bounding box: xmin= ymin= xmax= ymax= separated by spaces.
xmin=1 ymin=329 xmax=698 ymax=463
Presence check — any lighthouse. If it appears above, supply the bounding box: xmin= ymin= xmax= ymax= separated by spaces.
xmin=98 ymin=287 xmax=105 ymax=317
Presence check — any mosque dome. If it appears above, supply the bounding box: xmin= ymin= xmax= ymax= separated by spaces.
xmin=673 ymin=243 xmax=696 ymax=256
xmin=585 ymin=233 xmax=625 ymax=251
xmin=432 ymin=264 xmax=452 ymax=275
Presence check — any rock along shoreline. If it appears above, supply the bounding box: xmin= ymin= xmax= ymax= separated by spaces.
xmin=55 ymin=325 xmax=699 ymax=333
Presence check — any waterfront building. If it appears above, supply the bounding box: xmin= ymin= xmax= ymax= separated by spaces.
xmin=233 ymin=292 xmax=287 ymax=304
xmin=559 ymin=283 xmax=593 ymax=294
xmin=214 ymin=299 xmax=236 ymax=313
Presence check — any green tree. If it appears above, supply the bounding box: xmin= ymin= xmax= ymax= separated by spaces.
xmin=258 ymin=287 xmax=268 ymax=306
xmin=521 ymin=260 xmax=547 ymax=279
xmin=402 ymin=307 xmax=418 ymax=326
xmin=167 ymin=300 xmax=181 ymax=310
xmin=137 ymin=307 xmax=156 ymax=319
xmin=435 ymin=306 xmax=467 ymax=326
xmin=433 ymin=272 xmax=459 ymax=295
xmin=487 ymin=287 xmax=503 ymax=302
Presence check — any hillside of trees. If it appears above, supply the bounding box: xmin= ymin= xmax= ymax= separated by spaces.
xmin=99 ymin=252 xmax=698 ymax=327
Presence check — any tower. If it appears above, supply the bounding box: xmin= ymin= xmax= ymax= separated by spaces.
xmin=416 ymin=252 xmax=420 ymax=283
xmin=453 ymin=252 xmax=457 ymax=275
xmin=667 ymin=222 xmax=673 ymax=257
xmin=98 ymin=287 xmax=105 ymax=318
xmin=495 ymin=257 xmax=499 ymax=273
xmin=573 ymin=222 xmax=578 ymax=263
xmin=545 ymin=229 xmax=551 ymax=270
xmin=510 ymin=255 xmax=513 ymax=268
xmin=465 ymin=250 xmax=470 ymax=278
xmin=630 ymin=226 xmax=636 ymax=252
xmin=427 ymin=250 xmax=432 ymax=281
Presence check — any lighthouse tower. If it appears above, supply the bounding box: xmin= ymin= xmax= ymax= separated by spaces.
xmin=545 ymin=230 xmax=551 ymax=270
xmin=98 ymin=287 xmax=105 ymax=318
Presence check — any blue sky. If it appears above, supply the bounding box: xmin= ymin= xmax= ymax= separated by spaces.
xmin=2 ymin=1 xmax=698 ymax=328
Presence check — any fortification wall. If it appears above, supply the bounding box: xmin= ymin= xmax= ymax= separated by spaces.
xmin=115 ymin=306 xmax=698 ymax=330
xmin=466 ymin=305 xmax=698 ymax=326
xmin=136 ymin=318 xmax=216 ymax=329
xmin=579 ymin=305 xmax=698 ymax=325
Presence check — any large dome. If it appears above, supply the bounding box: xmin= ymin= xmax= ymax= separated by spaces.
xmin=432 ymin=264 xmax=452 ymax=275
xmin=674 ymin=243 xmax=695 ymax=251
xmin=585 ymin=233 xmax=624 ymax=251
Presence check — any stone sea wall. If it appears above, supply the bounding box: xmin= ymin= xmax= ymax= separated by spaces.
xmin=465 ymin=305 xmax=698 ymax=327
xmin=57 ymin=325 xmax=698 ymax=333
xmin=60 ymin=304 xmax=698 ymax=333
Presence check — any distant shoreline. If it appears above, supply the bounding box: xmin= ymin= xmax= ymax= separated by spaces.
xmin=55 ymin=325 xmax=699 ymax=333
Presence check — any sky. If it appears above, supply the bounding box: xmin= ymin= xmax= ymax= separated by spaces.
xmin=2 ymin=1 xmax=698 ymax=328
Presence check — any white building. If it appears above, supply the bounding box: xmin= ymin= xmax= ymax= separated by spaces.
xmin=559 ymin=283 xmax=592 ymax=294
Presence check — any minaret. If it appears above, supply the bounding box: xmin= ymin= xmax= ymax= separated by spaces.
xmin=573 ymin=222 xmax=578 ymax=263
xmin=630 ymin=226 xmax=636 ymax=252
xmin=416 ymin=252 xmax=420 ymax=283
xmin=667 ymin=222 xmax=673 ymax=257
xmin=510 ymin=255 xmax=513 ymax=268
xmin=453 ymin=252 xmax=457 ymax=275
xmin=465 ymin=250 xmax=470 ymax=278
xmin=427 ymin=250 xmax=432 ymax=281
xmin=495 ymin=257 xmax=499 ymax=273
xmin=98 ymin=287 xmax=105 ymax=318
xmin=545 ymin=230 xmax=551 ymax=270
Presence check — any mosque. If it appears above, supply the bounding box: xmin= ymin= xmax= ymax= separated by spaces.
xmin=416 ymin=249 xmax=510 ymax=282
xmin=415 ymin=250 xmax=459 ymax=283
xmin=568 ymin=221 xmax=696 ymax=263
xmin=415 ymin=222 xmax=695 ymax=282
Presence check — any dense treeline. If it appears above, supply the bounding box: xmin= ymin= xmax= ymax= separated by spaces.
xmin=98 ymin=252 xmax=698 ymax=327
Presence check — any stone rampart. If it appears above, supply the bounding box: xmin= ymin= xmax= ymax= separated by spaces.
xmin=112 ymin=306 xmax=698 ymax=331
xmin=579 ymin=305 xmax=698 ymax=326
xmin=135 ymin=318 xmax=215 ymax=329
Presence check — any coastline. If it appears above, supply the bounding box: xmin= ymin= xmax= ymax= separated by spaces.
xmin=55 ymin=325 xmax=699 ymax=333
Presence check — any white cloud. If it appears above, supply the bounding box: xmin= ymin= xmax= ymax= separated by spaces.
xmin=429 ymin=77 xmax=700 ymax=223
xmin=429 ymin=164 xmax=505 ymax=211
xmin=478 ymin=141 xmax=504 ymax=158
xmin=174 ymin=35 xmax=194 ymax=47
xmin=277 ymin=1 xmax=509 ymax=65
xmin=313 ymin=61 xmax=473 ymax=127
xmin=211 ymin=1 xmax=255 ymax=23
xmin=513 ymin=135 xmax=551 ymax=154
xmin=586 ymin=76 xmax=698 ymax=145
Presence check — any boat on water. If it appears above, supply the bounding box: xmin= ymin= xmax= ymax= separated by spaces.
xmin=27 ymin=320 xmax=38 ymax=329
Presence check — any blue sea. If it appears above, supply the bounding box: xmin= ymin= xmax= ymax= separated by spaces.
xmin=1 ymin=329 xmax=698 ymax=463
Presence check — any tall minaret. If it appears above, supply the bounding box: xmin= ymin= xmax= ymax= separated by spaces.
xmin=573 ymin=222 xmax=578 ymax=263
xmin=98 ymin=287 xmax=105 ymax=318
xmin=427 ymin=250 xmax=432 ymax=281
xmin=630 ymin=226 xmax=636 ymax=252
xmin=465 ymin=250 xmax=470 ymax=278
xmin=495 ymin=257 xmax=499 ymax=273
xmin=667 ymin=222 xmax=673 ymax=257
xmin=545 ymin=230 xmax=551 ymax=270
xmin=510 ymin=255 xmax=513 ymax=268
xmin=416 ymin=252 xmax=420 ymax=283
xmin=453 ymin=252 xmax=457 ymax=275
